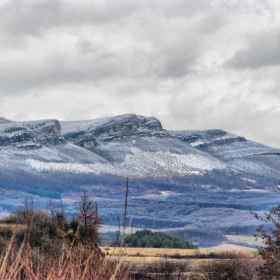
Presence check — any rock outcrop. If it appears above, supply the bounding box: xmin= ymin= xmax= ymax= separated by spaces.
xmin=170 ymin=129 xmax=247 ymax=148
xmin=0 ymin=119 xmax=64 ymax=149
xmin=62 ymin=114 xmax=167 ymax=148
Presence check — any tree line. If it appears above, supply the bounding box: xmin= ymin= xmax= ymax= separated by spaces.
xmin=123 ymin=229 xmax=198 ymax=249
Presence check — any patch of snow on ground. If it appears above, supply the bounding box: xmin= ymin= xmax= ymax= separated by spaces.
xmin=26 ymin=149 xmax=226 ymax=178
xmin=159 ymin=191 xmax=172 ymax=196
xmin=243 ymin=189 xmax=269 ymax=193
xmin=242 ymin=178 xmax=257 ymax=183
xmin=216 ymin=133 xmax=235 ymax=141
xmin=27 ymin=159 xmax=125 ymax=176
xmin=189 ymin=171 xmax=202 ymax=175
xmin=119 ymin=149 xmax=226 ymax=177
xmin=190 ymin=140 xmax=205 ymax=147
xmin=201 ymin=185 xmax=212 ymax=189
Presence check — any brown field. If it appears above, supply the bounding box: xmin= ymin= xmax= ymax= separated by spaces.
xmin=205 ymin=243 xmax=257 ymax=251
xmin=101 ymin=244 xmax=257 ymax=257
xmin=0 ymin=223 xmax=27 ymax=230
xmin=101 ymin=246 xmax=258 ymax=267
xmin=225 ymin=234 xmax=264 ymax=247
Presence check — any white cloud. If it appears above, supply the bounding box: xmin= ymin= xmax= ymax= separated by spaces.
xmin=0 ymin=0 xmax=280 ymax=148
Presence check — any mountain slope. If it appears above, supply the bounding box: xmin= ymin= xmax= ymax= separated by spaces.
xmin=0 ymin=114 xmax=280 ymax=236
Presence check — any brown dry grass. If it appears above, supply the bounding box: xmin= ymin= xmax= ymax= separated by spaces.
xmin=101 ymin=246 xmax=256 ymax=257
xmin=225 ymin=234 xmax=264 ymax=247
xmin=0 ymin=240 xmax=260 ymax=279
xmin=100 ymin=246 xmax=258 ymax=271
xmin=0 ymin=233 xmax=130 ymax=279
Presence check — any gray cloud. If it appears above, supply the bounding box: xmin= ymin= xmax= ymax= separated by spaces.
xmin=166 ymin=88 xmax=280 ymax=148
xmin=0 ymin=0 xmax=211 ymax=38
xmin=0 ymin=0 xmax=280 ymax=148
xmin=226 ymin=31 xmax=280 ymax=69
xmin=0 ymin=1 xmax=206 ymax=94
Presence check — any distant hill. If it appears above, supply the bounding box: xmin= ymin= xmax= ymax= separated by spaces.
xmin=0 ymin=114 xmax=279 ymax=243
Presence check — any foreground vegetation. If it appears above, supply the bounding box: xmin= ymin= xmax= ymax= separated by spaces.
xmin=0 ymin=194 xmax=130 ymax=279
xmin=0 ymin=189 xmax=279 ymax=279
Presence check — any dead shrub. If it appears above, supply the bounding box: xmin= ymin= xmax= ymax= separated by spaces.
xmin=196 ymin=253 xmax=261 ymax=280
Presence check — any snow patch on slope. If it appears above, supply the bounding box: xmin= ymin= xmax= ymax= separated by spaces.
xmin=27 ymin=159 xmax=123 ymax=176
xmin=119 ymin=148 xmax=225 ymax=177
xmin=26 ymin=148 xmax=226 ymax=178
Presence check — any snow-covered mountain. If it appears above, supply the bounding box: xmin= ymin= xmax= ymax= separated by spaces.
xmin=0 ymin=114 xmax=279 ymax=235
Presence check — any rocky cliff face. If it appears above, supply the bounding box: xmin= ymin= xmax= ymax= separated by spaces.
xmin=0 ymin=119 xmax=64 ymax=149
xmin=0 ymin=114 xmax=164 ymax=149
xmin=170 ymin=129 xmax=247 ymax=147
xmin=61 ymin=114 xmax=167 ymax=148
xmin=1 ymin=114 xmax=279 ymax=167
xmin=0 ymin=114 xmax=254 ymax=154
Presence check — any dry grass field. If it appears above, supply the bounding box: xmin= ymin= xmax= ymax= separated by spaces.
xmin=225 ymin=234 xmax=264 ymax=247
xmin=101 ymin=243 xmax=257 ymax=256
xmin=205 ymin=242 xmax=258 ymax=252
xmin=101 ymin=245 xmax=258 ymax=268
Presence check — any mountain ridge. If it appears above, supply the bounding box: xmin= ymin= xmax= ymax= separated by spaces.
xmin=1 ymin=113 xmax=280 ymax=181
xmin=0 ymin=114 xmax=280 ymax=237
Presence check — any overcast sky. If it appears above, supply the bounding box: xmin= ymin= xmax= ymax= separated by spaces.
xmin=0 ymin=0 xmax=280 ymax=147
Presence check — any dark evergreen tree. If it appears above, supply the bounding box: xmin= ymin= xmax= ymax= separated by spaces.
xmin=123 ymin=229 xmax=198 ymax=249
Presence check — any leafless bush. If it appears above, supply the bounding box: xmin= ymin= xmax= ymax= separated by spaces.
xmin=195 ymin=253 xmax=261 ymax=280
xmin=0 ymin=232 xmax=130 ymax=279
xmin=0 ymin=188 xmax=131 ymax=279
xmin=252 ymin=203 xmax=280 ymax=279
